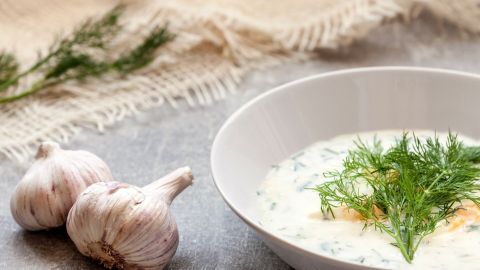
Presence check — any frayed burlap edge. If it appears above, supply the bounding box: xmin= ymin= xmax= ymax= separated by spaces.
xmin=0 ymin=0 xmax=478 ymax=162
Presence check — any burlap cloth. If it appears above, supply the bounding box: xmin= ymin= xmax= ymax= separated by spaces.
xmin=1 ymin=0 xmax=479 ymax=162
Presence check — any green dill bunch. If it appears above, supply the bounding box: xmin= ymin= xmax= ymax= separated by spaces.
xmin=314 ymin=132 xmax=480 ymax=263
xmin=0 ymin=5 xmax=173 ymax=104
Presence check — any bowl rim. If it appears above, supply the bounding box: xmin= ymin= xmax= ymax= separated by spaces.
xmin=210 ymin=66 xmax=480 ymax=269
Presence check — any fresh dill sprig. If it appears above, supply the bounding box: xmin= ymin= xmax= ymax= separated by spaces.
xmin=113 ymin=25 xmax=172 ymax=73
xmin=0 ymin=6 xmax=173 ymax=104
xmin=0 ymin=52 xmax=18 ymax=86
xmin=314 ymin=132 xmax=480 ymax=263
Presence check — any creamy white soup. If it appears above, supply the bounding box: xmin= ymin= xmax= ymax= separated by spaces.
xmin=258 ymin=130 xmax=480 ymax=269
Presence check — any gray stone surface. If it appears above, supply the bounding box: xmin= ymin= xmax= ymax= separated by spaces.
xmin=1 ymin=15 xmax=480 ymax=269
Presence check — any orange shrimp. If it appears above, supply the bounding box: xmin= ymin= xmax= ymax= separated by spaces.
xmin=447 ymin=203 xmax=480 ymax=232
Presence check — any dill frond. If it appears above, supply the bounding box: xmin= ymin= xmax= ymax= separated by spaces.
xmin=0 ymin=52 xmax=19 ymax=87
xmin=0 ymin=5 xmax=173 ymax=104
xmin=113 ymin=25 xmax=173 ymax=74
xmin=314 ymin=132 xmax=480 ymax=263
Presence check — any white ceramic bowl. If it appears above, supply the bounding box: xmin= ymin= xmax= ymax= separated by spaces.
xmin=210 ymin=67 xmax=480 ymax=270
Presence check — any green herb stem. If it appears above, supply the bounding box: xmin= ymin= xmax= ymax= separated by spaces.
xmin=0 ymin=5 xmax=173 ymax=104
xmin=0 ymin=79 xmax=55 ymax=104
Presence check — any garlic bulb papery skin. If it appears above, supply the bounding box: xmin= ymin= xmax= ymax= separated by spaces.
xmin=66 ymin=166 xmax=194 ymax=270
xmin=10 ymin=141 xmax=114 ymax=231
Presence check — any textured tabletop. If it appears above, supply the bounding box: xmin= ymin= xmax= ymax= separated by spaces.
xmin=1 ymin=15 xmax=480 ymax=270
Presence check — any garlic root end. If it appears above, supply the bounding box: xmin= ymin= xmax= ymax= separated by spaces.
xmin=87 ymin=241 xmax=126 ymax=269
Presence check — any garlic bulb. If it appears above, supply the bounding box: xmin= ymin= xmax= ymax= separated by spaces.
xmin=67 ymin=167 xmax=194 ymax=270
xmin=10 ymin=142 xmax=113 ymax=231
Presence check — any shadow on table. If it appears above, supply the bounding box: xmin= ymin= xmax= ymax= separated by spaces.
xmin=168 ymin=254 xmax=195 ymax=269
xmin=12 ymin=227 xmax=102 ymax=269
xmin=13 ymin=227 xmax=192 ymax=269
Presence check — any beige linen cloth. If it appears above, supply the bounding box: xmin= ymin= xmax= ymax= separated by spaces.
xmin=0 ymin=0 xmax=479 ymax=162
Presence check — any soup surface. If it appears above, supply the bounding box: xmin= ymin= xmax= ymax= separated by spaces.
xmin=258 ymin=130 xmax=480 ymax=269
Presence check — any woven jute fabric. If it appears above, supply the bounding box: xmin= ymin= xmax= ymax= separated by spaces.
xmin=1 ymin=0 xmax=479 ymax=162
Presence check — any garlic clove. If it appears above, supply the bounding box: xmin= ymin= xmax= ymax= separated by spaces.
xmin=10 ymin=141 xmax=114 ymax=231
xmin=66 ymin=167 xmax=193 ymax=270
